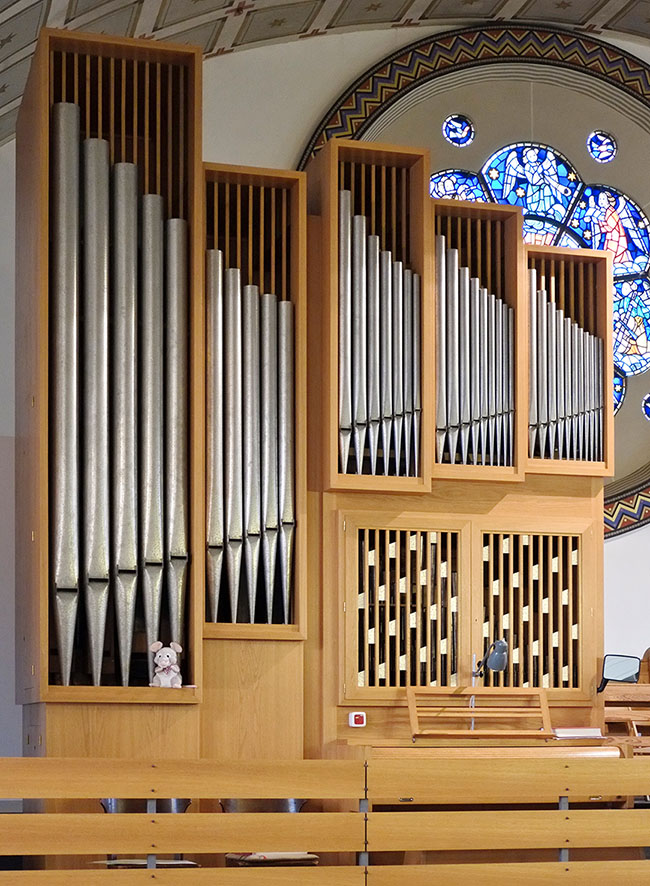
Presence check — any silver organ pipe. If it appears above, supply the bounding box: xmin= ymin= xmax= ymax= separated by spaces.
xmin=51 ymin=103 xmax=81 ymax=685
xmin=205 ymin=216 xmax=296 ymax=623
xmin=434 ymin=233 xmax=514 ymax=467
xmin=338 ymin=191 xmax=421 ymax=476
xmin=528 ymin=274 xmax=603 ymax=461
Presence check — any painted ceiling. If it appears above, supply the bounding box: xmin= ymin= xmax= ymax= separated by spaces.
xmin=0 ymin=1 xmax=649 ymax=145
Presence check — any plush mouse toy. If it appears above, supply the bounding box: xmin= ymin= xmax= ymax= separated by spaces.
xmin=150 ymin=641 xmax=183 ymax=688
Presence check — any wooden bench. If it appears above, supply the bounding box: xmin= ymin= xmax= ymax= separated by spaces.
xmin=2 ymin=757 xmax=650 ymax=882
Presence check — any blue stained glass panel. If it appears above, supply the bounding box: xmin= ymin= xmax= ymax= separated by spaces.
xmin=442 ymin=114 xmax=475 ymax=147
xmin=613 ymin=370 xmax=626 ymax=415
xmin=567 ymin=186 xmax=650 ymax=275
xmin=481 ymin=143 xmax=581 ymax=223
xmin=429 ymin=170 xmax=488 ymax=202
xmin=556 ymin=229 xmax=585 ymax=250
xmin=613 ymin=278 xmax=650 ymax=376
xmin=522 ymin=218 xmax=562 ymax=245
xmin=642 ymin=392 xmax=650 ymax=421
xmin=587 ymin=131 xmax=617 ymax=164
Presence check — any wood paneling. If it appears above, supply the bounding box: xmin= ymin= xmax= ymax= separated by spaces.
xmin=0 ymin=757 xmax=364 ymax=799
xmin=367 ymin=863 xmax=650 ymax=885
xmin=42 ymin=704 xmax=201 ymax=759
xmin=5 ymin=869 xmax=365 ymax=885
xmin=200 ymin=640 xmax=303 ymax=759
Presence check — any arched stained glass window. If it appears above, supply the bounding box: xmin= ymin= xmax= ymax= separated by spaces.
xmin=430 ymin=141 xmax=650 ymax=415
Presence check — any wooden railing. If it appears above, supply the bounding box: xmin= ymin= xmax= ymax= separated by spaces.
xmin=2 ymin=757 xmax=650 ymax=882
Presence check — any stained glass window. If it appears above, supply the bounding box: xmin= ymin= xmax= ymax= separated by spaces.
xmin=643 ymin=393 xmax=650 ymax=421
xmin=587 ymin=131 xmax=617 ymax=164
xmin=614 ymin=371 xmax=626 ymax=416
xmin=430 ymin=140 xmax=650 ymax=416
xmin=442 ymin=114 xmax=474 ymax=147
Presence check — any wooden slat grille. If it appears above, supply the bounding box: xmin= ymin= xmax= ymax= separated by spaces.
xmin=339 ymin=160 xmax=410 ymax=265
xmin=481 ymin=532 xmax=580 ymax=689
xmin=357 ymin=528 xmax=459 ymax=688
xmin=51 ymin=50 xmax=190 ymax=219
xmin=435 ymin=211 xmax=506 ymax=301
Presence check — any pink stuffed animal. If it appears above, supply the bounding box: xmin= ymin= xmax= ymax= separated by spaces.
xmin=150 ymin=641 xmax=183 ymax=688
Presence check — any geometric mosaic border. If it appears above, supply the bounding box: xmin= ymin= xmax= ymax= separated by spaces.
xmin=298 ymin=25 xmax=650 ymax=168
xmin=297 ymin=25 xmax=650 ymax=539
xmin=605 ymin=481 xmax=650 ymax=539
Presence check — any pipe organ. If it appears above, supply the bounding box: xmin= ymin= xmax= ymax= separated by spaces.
xmin=337 ymin=164 xmax=422 ymax=477
xmin=42 ymin=44 xmax=196 ymax=688
xmin=204 ymin=167 xmax=303 ymax=625
xmin=15 ymin=31 xmax=612 ymax=765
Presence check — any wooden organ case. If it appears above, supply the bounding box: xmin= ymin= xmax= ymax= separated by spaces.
xmin=305 ymin=139 xmax=613 ymax=754
xmin=15 ymin=27 xmax=613 ymax=776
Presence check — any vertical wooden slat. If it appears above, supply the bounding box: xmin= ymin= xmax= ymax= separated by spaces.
xmin=259 ymin=185 xmax=264 ymax=292
xmin=547 ymin=536 xmax=555 ymax=688
xmin=486 ymin=222 xmax=492 ymax=295
xmin=395 ymin=531 xmax=402 ymax=687
xmin=586 ymin=262 xmax=595 ymax=333
xmin=144 ymin=61 xmax=150 ymax=194
xmin=85 ymin=53 xmax=91 ymax=139
xmin=248 ymin=185 xmax=253 ymax=285
xmin=281 ymin=188 xmax=287 ymax=300
xmin=362 ymin=529 xmax=369 ymax=687
xmin=415 ymin=532 xmax=422 ymax=686
xmin=271 ymin=187 xmax=276 ymax=295
xmin=556 ymin=535 xmax=568 ymax=687
xmin=578 ymin=261 xmax=585 ymax=328
xmin=425 ymin=532 xmax=432 ymax=686
xmin=155 ymin=63 xmax=161 ymax=196
xmin=495 ymin=220 xmax=502 ymax=300
xmin=109 ymin=57 xmax=115 ymax=164
xmin=537 ymin=535 xmax=544 ymax=688
xmin=121 ymin=58 xmax=126 ymax=163
xmin=97 ymin=55 xmax=103 ymax=142
xmin=381 ymin=165 xmax=387 ymax=251
xmin=179 ymin=64 xmax=185 ymax=218
xmin=60 ymin=50 xmax=66 ymax=102
xmin=373 ymin=529 xmax=380 ymax=688
xmin=507 ymin=534 xmax=514 ymax=687
xmin=167 ymin=65 xmax=172 ymax=208
xmin=236 ymin=183 xmax=241 ymax=270
xmin=401 ymin=166 xmax=407 ymax=265
xmin=350 ymin=161 xmax=355 ymax=213
xmin=212 ymin=180 xmax=219 ymax=255
xmin=486 ymin=534 xmax=493 ymax=686
xmin=360 ymin=162 xmax=366 ymax=218
xmin=497 ymin=533 xmax=504 ymax=688
xmin=391 ymin=166 xmax=397 ymax=257
xmin=384 ymin=529 xmax=390 ymax=687
xmin=559 ymin=260 xmax=565 ymax=313
xmin=225 ymin=182 xmax=230 ymax=268
xmin=522 ymin=535 xmax=535 ymax=688
xmin=132 ymin=58 xmax=137 ymax=166
xmin=445 ymin=532 xmax=452 ymax=686
xmin=549 ymin=260 xmax=555 ymax=303
xmin=476 ymin=218 xmax=482 ymax=282
xmin=405 ymin=531 xmax=412 ymax=686
xmin=370 ymin=165 xmax=376 ymax=236
xmin=434 ymin=532 xmax=441 ymax=686
xmin=466 ymin=216 xmax=472 ymax=279
xmin=567 ymin=536 xmax=575 ymax=688
xmin=517 ymin=534 xmax=524 ymax=687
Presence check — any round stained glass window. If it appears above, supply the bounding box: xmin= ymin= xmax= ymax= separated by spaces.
xmin=442 ymin=114 xmax=474 ymax=147
xmin=614 ymin=370 xmax=626 ymax=415
xmin=587 ymin=131 xmax=617 ymax=163
xmin=643 ymin=393 xmax=650 ymax=421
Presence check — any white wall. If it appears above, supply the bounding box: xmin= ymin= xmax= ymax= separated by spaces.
xmin=2 ymin=26 xmax=650 ymax=755
xmin=604 ymin=523 xmax=650 ymax=658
